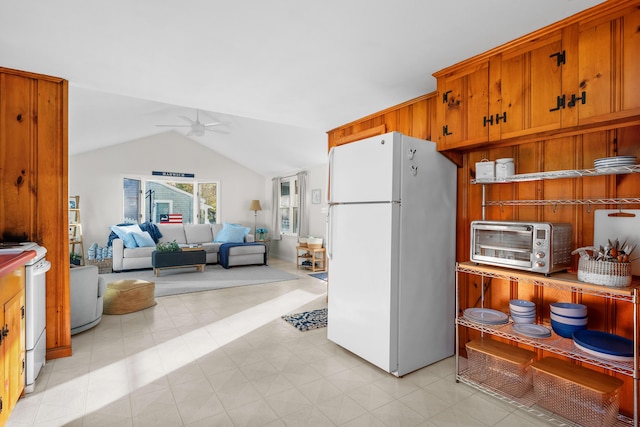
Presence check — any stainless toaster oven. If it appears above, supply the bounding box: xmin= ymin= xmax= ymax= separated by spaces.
xmin=470 ymin=221 xmax=572 ymax=274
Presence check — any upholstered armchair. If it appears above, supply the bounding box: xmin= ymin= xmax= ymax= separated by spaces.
xmin=70 ymin=265 xmax=107 ymax=335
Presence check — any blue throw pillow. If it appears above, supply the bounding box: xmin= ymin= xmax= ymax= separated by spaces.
xmin=132 ymin=231 xmax=156 ymax=247
xmin=214 ymin=223 xmax=250 ymax=243
xmin=110 ymin=224 xmax=142 ymax=248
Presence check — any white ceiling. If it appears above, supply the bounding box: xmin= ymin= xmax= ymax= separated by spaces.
xmin=0 ymin=0 xmax=604 ymax=176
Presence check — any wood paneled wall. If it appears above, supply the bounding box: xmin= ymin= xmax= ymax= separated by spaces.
xmin=0 ymin=67 xmax=71 ymax=360
xmin=327 ymin=93 xmax=436 ymax=148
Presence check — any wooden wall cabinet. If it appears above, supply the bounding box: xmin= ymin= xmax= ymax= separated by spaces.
xmin=433 ymin=1 xmax=640 ymax=151
xmin=434 ymin=31 xmax=566 ymax=151
xmin=570 ymin=5 xmax=640 ymax=126
xmin=0 ymin=267 xmax=26 ymax=426
xmin=0 ymin=67 xmax=71 ymax=361
xmin=435 ymin=61 xmax=490 ymax=149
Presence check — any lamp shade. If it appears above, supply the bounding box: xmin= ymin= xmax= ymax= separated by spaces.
xmin=249 ymin=200 xmax=262 ymax=211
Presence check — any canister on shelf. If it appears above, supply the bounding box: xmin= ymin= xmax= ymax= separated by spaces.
xmin=475 ymin=159 xmax=495 ymax=179
xmin=495 ymin=158 xmax=515 ymax=178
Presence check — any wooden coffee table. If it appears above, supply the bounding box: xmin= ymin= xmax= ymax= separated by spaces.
xmin=151 ymin=249 xmax=206 ymax=276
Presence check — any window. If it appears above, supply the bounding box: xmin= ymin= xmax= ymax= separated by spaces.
xmin=123 ymin=177 xmax=218 ymax=224
xmin=279 ymin=176 xmax=298 ymax=235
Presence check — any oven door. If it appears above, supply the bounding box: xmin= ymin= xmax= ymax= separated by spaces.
xmin=471 ymin=223 xmax=534 ymax=269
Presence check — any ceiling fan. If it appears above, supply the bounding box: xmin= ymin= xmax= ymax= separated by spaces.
xmin=156 ymin=110 xmax=228 ymax=136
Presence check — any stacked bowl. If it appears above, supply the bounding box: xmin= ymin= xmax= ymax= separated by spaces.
xmin=510 ymin=299 xmax=536 ymax=324
xmin=550 ymin=302 xmax=588 ymax=338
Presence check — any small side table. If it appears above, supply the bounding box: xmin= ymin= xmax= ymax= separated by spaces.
xmin=255 ymin=239 xmax=271 ymax=257
xmin=296 ymin=246 xmax=326 ymax=272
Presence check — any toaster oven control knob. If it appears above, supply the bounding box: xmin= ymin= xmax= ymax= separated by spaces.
xmin=535 ymin=252 xmax=545 ymax=259
xmin=536 ymin=261 xmax=546 ymax=268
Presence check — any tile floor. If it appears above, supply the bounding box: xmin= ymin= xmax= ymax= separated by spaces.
xmin=8 ymin=259 xmax=550 ymax=427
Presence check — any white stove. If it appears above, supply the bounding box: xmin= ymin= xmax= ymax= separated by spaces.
xmin=1 ymin=242 xmax=50 ymax=393
xmin=0 ymin=242 xmax=47 ymax=263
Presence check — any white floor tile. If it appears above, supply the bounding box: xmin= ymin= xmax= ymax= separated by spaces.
xmin=7 ymin=259 xmax=562 ymax=426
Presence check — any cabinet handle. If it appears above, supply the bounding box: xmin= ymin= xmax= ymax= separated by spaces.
xmin=442 ymin=125 xmax=452 ymax=136
xmin=549 ymin=95 xmax=566 ymax=112
xmin=567 ymin=91 xmax=587 ymax=107
xmin=549 ymin=50 xmax=566 ymax=66
xmin=495 ymin=112 xmax=507 ymax=124
xmin=483 ymin=116 xmax=494 ymax=127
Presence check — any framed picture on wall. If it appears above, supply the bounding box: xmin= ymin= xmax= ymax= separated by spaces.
xmin=312 ymin=189 xmax=321 ymax=204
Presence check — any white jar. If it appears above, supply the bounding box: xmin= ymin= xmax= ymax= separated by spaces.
xmin=475 ymin=159 xmax=495 ymax=179
xmin=495 ymin=158 xmax=515 ymax=178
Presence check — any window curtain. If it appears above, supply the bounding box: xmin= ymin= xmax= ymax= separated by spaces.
xmin=297 ymin=171 xmax=308 ymax=237
xmin=271 ymin=177 xmax=282 ymax=240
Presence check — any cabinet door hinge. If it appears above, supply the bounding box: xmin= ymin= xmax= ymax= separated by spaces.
xmin=549 ymin=50 xmax=566 ymax=67
xmin=21 ymin=305 xmax=25 ymax=319
xmin=483 ymin=116 xmax=494 ymax=127
xmin=549 ymin=95 xmax=566 ymax=112
xmin=495 ymin=112 xmax=507 ymax=124
xmin=442 ymin=125 xmax=452 ymax=136
xmin=567 ymin=91 xmax=586 ymax=107
xmin=442 ymin=90 xmax=452 ymax=103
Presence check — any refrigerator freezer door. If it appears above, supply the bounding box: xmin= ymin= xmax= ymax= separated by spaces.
xmin=327 ymin=202 xmax=400 ymax=374
xmin=329 ymin=132 xmax=400 ymax=203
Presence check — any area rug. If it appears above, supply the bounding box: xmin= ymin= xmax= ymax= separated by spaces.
xmin=282 ymin=308 xmax=328 ymax=331
xmin=308 ymin=272 xmax=327 ymax=281
xmin=99 ymin=264 xmax=298 ymax=297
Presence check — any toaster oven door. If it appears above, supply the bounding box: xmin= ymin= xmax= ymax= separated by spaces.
xmin=471 ymin=224 xmax=534 ymax=269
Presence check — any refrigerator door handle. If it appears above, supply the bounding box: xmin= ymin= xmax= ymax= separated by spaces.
xmin=327 ymin=204 xmax=334 ymax=260
xmin=327 ymin=147 xmax=335 ymax=203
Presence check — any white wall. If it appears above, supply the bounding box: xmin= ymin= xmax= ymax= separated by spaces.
xmin=268 ymin=163 xmax=328 ymax=263
xmin=70 ymin=132 xmax=267 ymax=251
xmin=69 ymin=131 xmax=329 ymax=264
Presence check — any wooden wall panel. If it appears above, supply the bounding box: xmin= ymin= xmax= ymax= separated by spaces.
xmin=327 ymin=93 xmax=436 ymax=149
xmin=0 ymin=68 xmax=70 ymax=360
xmin=36 ymin=78 xmax=70 ymax=359
xmin=0 ymin=73 xmax=36 ymax=241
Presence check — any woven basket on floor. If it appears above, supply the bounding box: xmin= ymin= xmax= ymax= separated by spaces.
xmin=86 ymin=258 xmax=113 ymax=274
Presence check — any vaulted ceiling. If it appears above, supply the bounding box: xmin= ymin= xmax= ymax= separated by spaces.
xmin=0 ymin=0 xmax=604 ymax=176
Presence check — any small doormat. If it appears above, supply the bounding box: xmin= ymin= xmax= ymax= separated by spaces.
xmin=282 ymin=308 xmax=328 ymax=331
xmin=309 ymin=272 xmax=327 ymax=281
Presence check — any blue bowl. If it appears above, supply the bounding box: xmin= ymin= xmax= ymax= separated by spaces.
xmin=551 ymin=319 xmax=587 ymax=338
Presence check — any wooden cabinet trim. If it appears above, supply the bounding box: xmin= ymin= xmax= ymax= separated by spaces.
xmin=332 ymin=124 xmax=386 ymax=146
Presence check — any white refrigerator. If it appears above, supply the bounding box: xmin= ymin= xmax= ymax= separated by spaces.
xmin=327 ymin=131 xmax=456 ymax=376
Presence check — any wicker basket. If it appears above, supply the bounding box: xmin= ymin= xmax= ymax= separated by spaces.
xmin=86 ymin=258 xmax=113 ymax=274
xmin=577 ymin=258 xmax=631 ymax=287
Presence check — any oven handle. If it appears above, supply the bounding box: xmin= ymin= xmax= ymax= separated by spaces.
xmin=473 ymin=224 xmax=532 ymax=232
xmin=31 ymin=260 xmax=51 ymax=276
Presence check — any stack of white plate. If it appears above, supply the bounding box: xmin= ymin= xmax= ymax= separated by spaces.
xmin=509 ymin=299 xmax=536 ymax=324
xmin=594 ymin=156 xmax=637 ymax=171
xmin=463 ymin=308 xmax=509 ymax=325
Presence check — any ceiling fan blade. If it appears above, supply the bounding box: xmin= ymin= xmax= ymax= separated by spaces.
xmin=203 ymin=122 xmax=223 ymax=127
xmin=178 ymin=115 xmax=195 ymax=124
xmin=205 ymin=128 xmax=230 ymax=134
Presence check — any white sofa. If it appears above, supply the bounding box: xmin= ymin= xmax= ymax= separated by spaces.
xmin=112 ymin=223 xmax=264 ymax=272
